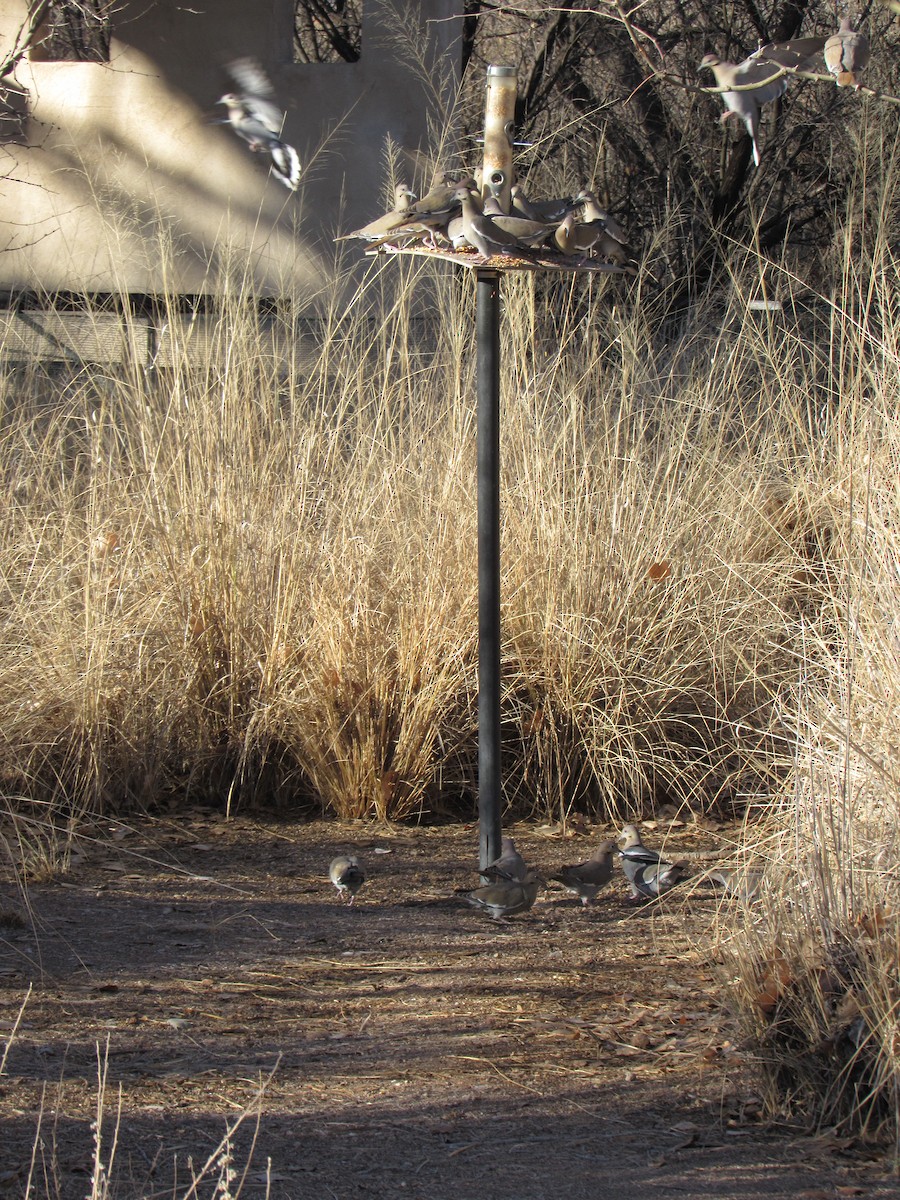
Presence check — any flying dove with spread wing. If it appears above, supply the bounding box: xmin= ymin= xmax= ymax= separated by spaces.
xmin=699 ymin=51 xmax=791 ymax=167
xmin=218 ymin=58 xmax=302 ymax=189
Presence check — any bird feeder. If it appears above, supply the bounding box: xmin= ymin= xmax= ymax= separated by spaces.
xmin=366 ymin=66 xmax=630 ymax=871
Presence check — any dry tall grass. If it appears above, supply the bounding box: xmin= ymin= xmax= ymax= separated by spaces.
xmin=717 ymin=135 xmax=900 ymax=1150
xmin=0 ymin=243 xmax=828 ymax=839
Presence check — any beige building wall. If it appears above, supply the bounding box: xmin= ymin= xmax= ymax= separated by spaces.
xmin=0 ymin=0 xmax=460 ymax=296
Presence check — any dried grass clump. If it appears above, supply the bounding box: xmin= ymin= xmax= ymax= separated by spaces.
xmin=0 ymin=204 xmax=847 ymax=839
xmin=724 ymin=205 xmax=900 ymax=1150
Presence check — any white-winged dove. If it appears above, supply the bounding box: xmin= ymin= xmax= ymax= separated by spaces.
xmin=218 ymin=58 xmax=301 ymax=190
xmin=699 ymin=51 xmax=790 ymax=167
xmin=480 ymin=836 xmax=529 ymax=883
xmin=616 ymin=824 xmax=681 ymax=899
xmin=410 ymin=173 xmax=475 ymax=219
xmin=575 ymin=191 xmax=628 ymax=244
xmin=550 ymin=840 xmax=616 ymax=906
xmin=824 ymin=17 xmax=870 ymax=88
xmin=482 ymin=196 xmax=556 ymax=247
xmin=623 ymin=858 xmax=683 ymax=899
xmin=617 ymin=823 xmax=662 ymax=862
xmin=753 ymin=37 xmax=827 ymax=72
xmin=456 ymin=186 xmax=523 ymax=258
xmin=706 ymin=866 xmax=764 ymax=901
xmin=553 ymin=211 xmax=623 ymax=261
xmin=573 ymin=191 xmax=634 ymax=264
xmin=329 ymin=855 xmax=366 ymax=904
xmin=510 ymin=185 xmax=575 ymax=223
xmin=335 ymin=183 xmax=420 ymax=242
xmin=466 ymin=871 xmax=542 ymax=921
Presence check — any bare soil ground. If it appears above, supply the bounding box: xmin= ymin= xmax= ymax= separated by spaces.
xmin=0 ymin=814 xmax=896 ymax=1199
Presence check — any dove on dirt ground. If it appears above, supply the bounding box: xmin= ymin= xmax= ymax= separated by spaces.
xmin=465 ymin=872 xmax=542 ymax=921
xmin=616 ymin=825 xmax=681 ymax=900
xmin=550 ymin=840 xmax=616 ymax=906
xmin=329 ymin=855 xmax=366 ymax=904
xmin=617 ymin=824 xmax=663 ymax=867
xmin=706 ymin=866 xmax=764 ymax=902
xmin=480 ymin=836 xmax=529 ymax=882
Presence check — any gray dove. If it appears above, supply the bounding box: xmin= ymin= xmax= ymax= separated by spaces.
xmin=329 ymin=854 xmax=365 ymax=904
xmin=510 ymin=185 xmax=575 ymax=223
xmin=456 ymin=187 xmax=523 ymax=258
xmin=481 ymin=836 xmax=529 ymax=882
xmin=482 ymin=196 xmax=557 ymax=247
xmin=336 ymin=184 xmax=421 ymax=243
xmin=466 ymin=871 xmax=542 ymax=921
xmin=617 ymin=823 xmax=662 ymax=867
xmin=550 ymin=840 xmax=616 ymax=905
xmin=824 ymin=17 xmax=870 ymax=88
xmin=218 ymin=58 xmax=301 ymax=189
xmin=752 ymin=37 xmax=827 ymax=72
xmin=616 ymin=825 xmax=680 ymax=899
xmin=706 ymin=866 xmax=764 ymax=901
xmin=699 ymin=51 xmax=791 ymax=167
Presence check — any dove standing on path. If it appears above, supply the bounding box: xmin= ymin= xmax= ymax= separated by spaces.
xmin=466 ymin=871 xmax=542 ymax=921
xmin=329 ymin=855 xmax=366 ymax=905
xmin=825 ymin=17 xmax=870 ymax=88
xmin=218 ymin=58 xmax=302 ymax=190
xmin=617 ymin=825 xmax=681 ymax=900
xmin=481 ymin=836 xmax=529 ymax=882
xmin=699 ymin=51 xmax=791 ymax=167
xmin=551 ymin=840 xmax=616 ymax=906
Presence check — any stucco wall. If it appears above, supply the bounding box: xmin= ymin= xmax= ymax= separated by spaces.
xmin=0 ymin=0 xmax=460 ymax=295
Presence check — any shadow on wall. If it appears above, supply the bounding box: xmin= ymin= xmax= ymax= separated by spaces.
xmin=0 ymin=41 xmax=334 ymax=296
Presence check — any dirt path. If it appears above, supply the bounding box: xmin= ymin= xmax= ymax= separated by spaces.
xmin=0 ymin=816 xmax=895 ymax=1199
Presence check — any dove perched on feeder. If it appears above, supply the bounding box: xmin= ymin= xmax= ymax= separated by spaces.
xmin=510 ymin=185 xmax=575 ymax=223
xmin=824 ymin=17 xmax=870 ymax=88
xmin=329 ymin=855 xmax=366 ymax=904
xmin=335 ymin=184 xmax=419 ymax=242
xmin=551 ymin=840 xmax=616 ymax=906
xmin=481 ymin=196 xmax=557 ymax=247
xmin=572 ymin=191 xmax=634 ymax=264
xmin=554 ymin=212 xmax=586 ymax=256
xmin=456 ymin=186 xmax=524 ymax=259
xmin=699 ymin=51 xmax=791 ymax=167
xmin=218 ymin=58 xmax=301 ymax=189
xmin=481 ymin=836 xmax=529 ymax=882
xmin=466 ymin=871 xmax=542 ymax=921
xmin=616 ymin=825 xmax=681 ymax=899
xmin=554 ymin=211 xmax=622 ymax=261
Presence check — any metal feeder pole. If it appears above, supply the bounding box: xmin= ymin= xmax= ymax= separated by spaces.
xmin=477 ymin=65 xmax=517 ymax=874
